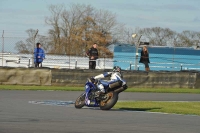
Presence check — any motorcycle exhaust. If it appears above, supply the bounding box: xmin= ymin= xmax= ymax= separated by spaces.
xmin=114 ymin=87 xmax=126 ymax=93
xmin=109 ymin=81 xmax=122 ymax=89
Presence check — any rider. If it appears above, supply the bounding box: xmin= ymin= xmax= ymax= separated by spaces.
xmin=91 ymin=66 xmax=127 ymax=94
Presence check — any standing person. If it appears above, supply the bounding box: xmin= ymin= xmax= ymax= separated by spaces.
xmin=34 ymin=42 xmax=45 ymax=67
xmin=86 ymin=43 xmax=99 ymax=69
xmin=139 ymin=46 xmax=150 ymax=71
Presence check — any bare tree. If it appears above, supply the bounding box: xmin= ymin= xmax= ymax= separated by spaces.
xmin=15 ymin=29 xmax=50 ymax=54
xmin=45 ymin=4 xmax=120 ymax=58
xmin=60 ymin=4 xmax=95 ymax=56
xmin=45 ymin=5 xmax=64 ymax=54
xmin=15 ymin=40 xmax=30 ymax=54
xmin=138 ymin=27 xmax=175 ymax=46
xmin=176 ymin=30 xmax=200 ymax=47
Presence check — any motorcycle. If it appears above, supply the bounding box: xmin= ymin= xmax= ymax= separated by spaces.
xmin=75 ymin=78 xmax=127 ymax=110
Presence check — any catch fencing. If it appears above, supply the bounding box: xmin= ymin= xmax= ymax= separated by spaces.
xmin=113 ymin=45 xmax=200 ymax=71
xmin=0 ymin=30 xmax=113 ymax=69
xmin=1 ymin=30 xmax=200 ymax=71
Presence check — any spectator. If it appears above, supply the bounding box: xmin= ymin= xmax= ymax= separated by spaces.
xmin=34 ymin=43 xmax=45 ymax=67
xmin=86 ymin=43 xmax=99 ymax=69
xmin=139 ymin=46 xmax=150 ymax=71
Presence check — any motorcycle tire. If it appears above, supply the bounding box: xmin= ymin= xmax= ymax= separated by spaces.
xmin=99 ymin=91 xmax=118 ymax=110
xmin=75 ymin=93 xmax=85 ymax=109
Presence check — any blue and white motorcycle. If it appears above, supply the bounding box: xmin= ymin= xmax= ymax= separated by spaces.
xmin=75 ymin=78 xmax=127 ymax=110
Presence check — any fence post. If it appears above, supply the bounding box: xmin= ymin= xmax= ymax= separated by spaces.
xmin=130 ymin=62 xmax=132 ymax=70
xmin=18 ymin=58 xmax=20 ymax=64
xmin=134 ymin=35 xmax=142 ymax=70
xmin=75 ymin=60 xmax=77 ymax=69
xmin=32 ymin=29 xmax=38 ymax=67
xmin=1 ymin=30 xmax=4 ymax=66
xmin=181 ymin=64 xmax=182 ymax=71
xmin=104 ymin=55 xmax=105 ymax=70
xmin=28 ymin=58 xmax=31 ymax=67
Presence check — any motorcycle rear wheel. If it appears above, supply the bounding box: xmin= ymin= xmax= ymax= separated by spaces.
xmin=99 ymin=91 xmax=118 ymax=110
xmin=75 ymin=93 xmax=85 ymax=109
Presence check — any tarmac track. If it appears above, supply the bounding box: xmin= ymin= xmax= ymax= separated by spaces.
xmin=0 ymin=90 xmax=200 ymax=133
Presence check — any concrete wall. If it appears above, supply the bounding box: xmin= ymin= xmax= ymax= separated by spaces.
xmin=0 ymin=67 xmax=200 ymax=88
xmin=123 ymin=70 xmax=197 ymax=88
xmin=0 ymin=67 xmax=51 ymax=85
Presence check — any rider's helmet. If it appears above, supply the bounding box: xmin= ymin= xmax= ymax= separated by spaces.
xmin=113 ymin=66 xmax=121 ymax=73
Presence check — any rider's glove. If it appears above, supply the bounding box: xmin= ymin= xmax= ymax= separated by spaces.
xmin=90 ymin=77 xmax=95 ymax=83
xmin=122 ymin=82 xmax=128 ymax=89
xmin=90 ymin=77 xmax=98 ymax=84
xmin=123 ymin=84 xmax=128 ymax=89
xmin=122 ymin=81 xmax=126 ymax=86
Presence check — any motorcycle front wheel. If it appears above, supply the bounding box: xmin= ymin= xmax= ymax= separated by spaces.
xmin=99 ymin=91 xmax=118 ymax=110
xmin=75 ymin=93 xmax=86 ymax=109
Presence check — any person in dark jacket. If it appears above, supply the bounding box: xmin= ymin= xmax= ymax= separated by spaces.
xmin=34 ymin=43 xmax=45 ymax=67
xmin=86 ymin=43 xmax=99 ymax=69
xmin=139 ymin=46 xmax=150 ymax=71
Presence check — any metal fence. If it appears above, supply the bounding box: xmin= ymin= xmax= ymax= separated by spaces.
xmin=1 ymin=32 xmax=200 ymax=71
xmin=0 ymin=53 xmax=113 ymax=69
xmin=113 ymin=47 xmax=200 ymax=71
xmin=0 ymin=33 xmax=113 ymax=69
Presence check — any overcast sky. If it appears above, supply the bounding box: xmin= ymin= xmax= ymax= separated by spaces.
xmin=0 ymin=0 xmax=200 ymax=37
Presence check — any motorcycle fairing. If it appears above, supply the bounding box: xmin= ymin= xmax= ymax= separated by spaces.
xmin=84 ymin=81 xmax=99 ymax=106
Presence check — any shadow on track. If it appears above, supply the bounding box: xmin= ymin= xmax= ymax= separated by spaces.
xmin=80 ymin=106 xmax=161 ymax=112
xmin=118 ymin=107 xmax=161 ymax=111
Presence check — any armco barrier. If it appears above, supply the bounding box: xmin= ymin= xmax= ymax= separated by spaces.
xmin=0 ymin=67 xmax=199 ymax=88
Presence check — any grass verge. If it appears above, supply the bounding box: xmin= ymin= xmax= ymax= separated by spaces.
xmin=114 ymin=101 xmax=200 ymax=116
xmin=0 ymin=85 xmax=84 ymax=91
xmin=126 ymin=88 xmax=200 ymax=93
xmin=0 ymin=85 xmax=200 ymax=93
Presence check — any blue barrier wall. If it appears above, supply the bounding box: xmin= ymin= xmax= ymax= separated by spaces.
xmin=113 ymin=44 xmax=200 ymax=71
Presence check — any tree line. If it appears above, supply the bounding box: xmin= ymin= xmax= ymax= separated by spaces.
xmin=15 ymin=4 xmax=200 ymax=58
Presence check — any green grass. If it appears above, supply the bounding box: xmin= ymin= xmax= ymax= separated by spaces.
xmin=114 ymin=101 xmax=200 ymax=116
xmin=0 ymin=85 xmax=84 ymax=91
xmin=0 ymin=85 xmax=200 ymax=93
xmin=126 ymin=88 xmax=200 ymax=93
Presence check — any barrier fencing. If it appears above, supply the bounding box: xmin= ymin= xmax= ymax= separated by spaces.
xmin=1 ymin=32 xmax=200 ymax=71
xmin=0 ymin=31 xmax=113 ymax=69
